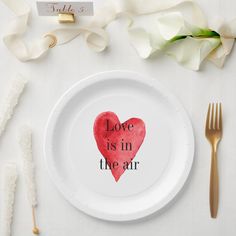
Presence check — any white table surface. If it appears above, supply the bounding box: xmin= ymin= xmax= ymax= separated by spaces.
xmin=0 ymin=0 xmax=236 ymax=235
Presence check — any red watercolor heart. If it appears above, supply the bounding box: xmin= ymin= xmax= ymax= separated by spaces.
xmin=93 ymin=111 xmax=146 ymax=182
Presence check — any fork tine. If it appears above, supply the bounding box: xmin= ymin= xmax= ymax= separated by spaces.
xmin=205 ymin=103 xmax=211 ymax=131
xmin=215 ymin=103 xmax=219 ymax=130
xmin=219 ymin=103 xmax=222 ymax=130
xmin=210 ymin=103 xmax=214 ymax=129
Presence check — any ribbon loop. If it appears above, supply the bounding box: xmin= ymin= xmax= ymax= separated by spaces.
xmin=1 ymin=0 xmax=236 ymax=70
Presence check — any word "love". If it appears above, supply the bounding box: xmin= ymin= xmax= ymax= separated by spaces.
xmin=106 ymin=119 xmax=134 ymax=132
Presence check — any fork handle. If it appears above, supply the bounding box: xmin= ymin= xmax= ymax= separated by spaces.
xmin=210 ymin=148 xmax=219 ymax=218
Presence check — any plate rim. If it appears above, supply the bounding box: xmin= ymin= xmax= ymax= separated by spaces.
xmin=44 ymin=70 xmax=195 ymax=221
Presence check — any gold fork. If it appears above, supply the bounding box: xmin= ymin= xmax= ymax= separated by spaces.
xmin=205 ymin=103 xmax=223 ymax=218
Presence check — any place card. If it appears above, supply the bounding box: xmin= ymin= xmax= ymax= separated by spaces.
xmin=36 ymin=1 xmax=94 ymax=16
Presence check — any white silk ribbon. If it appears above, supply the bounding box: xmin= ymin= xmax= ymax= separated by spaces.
xmin=1 ymin=0 xmax=110 ymax=61
xmin=1 ymin=0 xmax=236 ymax=70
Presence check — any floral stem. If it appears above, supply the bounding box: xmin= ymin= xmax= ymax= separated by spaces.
xmin=168 ymin=29 xmax=220 ymax=44
xmin=193 ymin=29 xmax=220 ymax=37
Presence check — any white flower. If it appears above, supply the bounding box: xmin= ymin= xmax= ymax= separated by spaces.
xmin=129 ymin=12 xmax=222 ymax=70
xmin=166 ymin=36 xmax=221 ymax=70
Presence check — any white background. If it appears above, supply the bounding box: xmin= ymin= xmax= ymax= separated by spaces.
xmin=0 ymin=0 xmax=236 ymax=235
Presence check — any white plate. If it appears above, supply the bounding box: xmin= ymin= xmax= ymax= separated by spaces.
xmin=44 ymin=71 xmax=194 ymax=221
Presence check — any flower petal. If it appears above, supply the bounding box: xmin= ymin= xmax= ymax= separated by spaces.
xmin=128 ymin=28 xmax=154 ymax=58
xmin=157 ymin=12 xmax=191 ymax=40
xmin=208 ymin=38 xmax=234 ymax=67
xmin=165 ymin=37 xmax=221 ymax=70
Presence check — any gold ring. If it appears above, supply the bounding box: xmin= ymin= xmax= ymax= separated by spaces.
xmin=44 ymin=34 xmax=57 ymax=48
